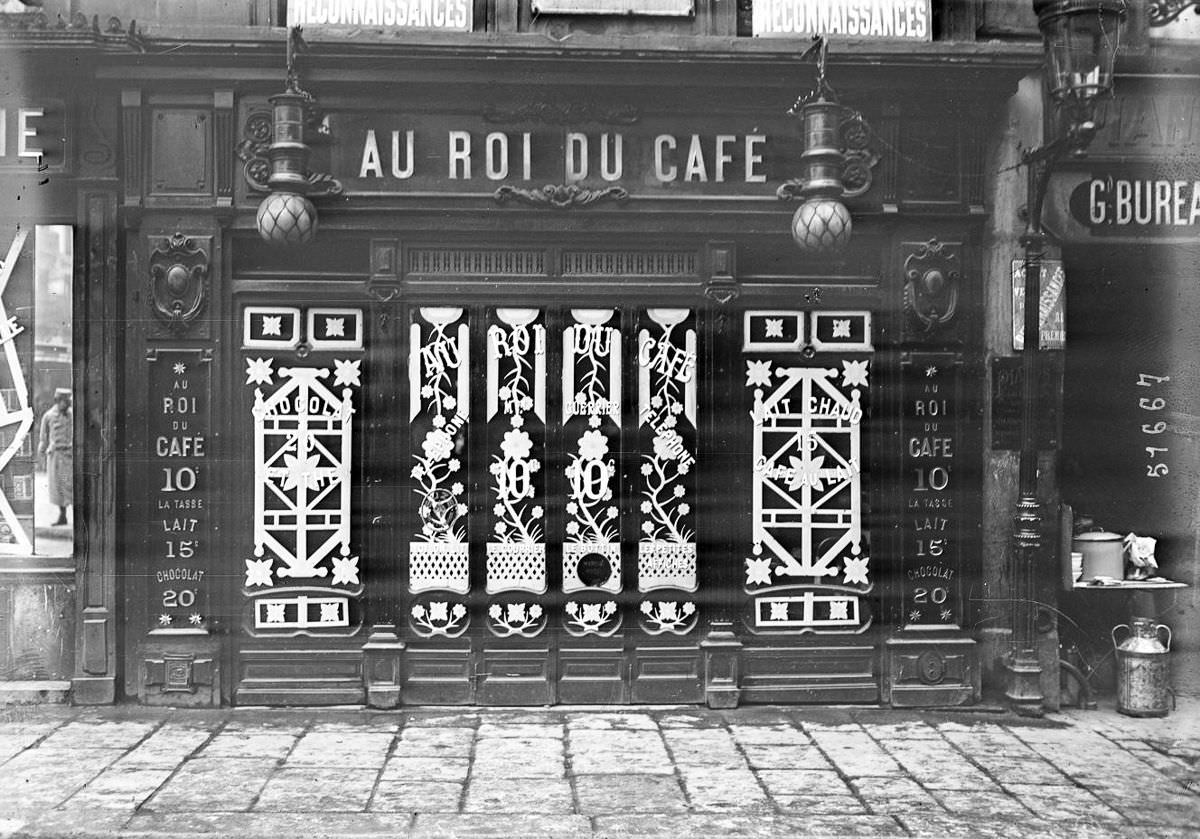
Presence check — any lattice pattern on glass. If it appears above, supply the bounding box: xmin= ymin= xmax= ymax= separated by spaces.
xmin=248 ymin=361 xmax=358 ymax=587
xmin=743 ymin=310 xmax=872 ymax=634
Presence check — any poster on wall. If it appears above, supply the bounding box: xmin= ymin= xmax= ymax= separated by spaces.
xmin=1011 ymin=259 xmax=1065 ymax=351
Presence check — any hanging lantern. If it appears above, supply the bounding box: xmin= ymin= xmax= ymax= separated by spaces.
xmin=777 ymin=38 xmax=876 ymax=256
xmin=789 ymin=97 xmax=852 ymax=254
xmin=256 ymin=28 xmax=341 ymax=246
xmin=257 ymin=87 xmax=317 ymax=245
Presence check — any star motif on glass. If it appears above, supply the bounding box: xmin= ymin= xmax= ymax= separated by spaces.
xmin=245 ymin=357 xmax=274 ymax=386
xmin=745 ymin=359 xmax=773 ymax=388
xmin=244 ymin=558 xmax=274 ymax=588
xmin=333 ymin=358 xmax=361 ymax=388
xmin=282 ymin=453 xmax=323 ymax=492
xmin=785 ymin=455 xmax=825 ymax=493
xmin=745 ymin=556 xmax=774 ymax=587
xmin=841 ymin=359 xmax=869 ymax=389
xmin=261 ymin=315 xmax=283 ymax=337
xmin=764 ymin=318 xmax=784 ymax=338
xmin=331 ymin=555 xmax=360 ymax=586
xmin=841 ymin=555 xmax=870 ymax=585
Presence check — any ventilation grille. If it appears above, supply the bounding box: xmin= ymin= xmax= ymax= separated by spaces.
xmin=408 ymin=249 xmax=546 ymax=276
xmin=561 ymin=251 xmax=697 ymax=277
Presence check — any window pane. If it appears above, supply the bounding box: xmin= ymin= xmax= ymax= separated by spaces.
xmin=34 ymin=225 xmax=73 ymax=556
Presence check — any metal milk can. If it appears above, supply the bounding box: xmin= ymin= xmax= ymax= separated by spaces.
xmin=1112 ymin=617 xmax=1172 ymax=717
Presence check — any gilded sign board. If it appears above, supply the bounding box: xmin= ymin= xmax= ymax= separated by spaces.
xmin=753 ymin=0 xmax=931 ymax=39
xmin=321 ymin=112 xmax=801 ymax=197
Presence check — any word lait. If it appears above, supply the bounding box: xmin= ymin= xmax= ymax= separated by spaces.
xmin=357 ymin=130 xmax=770 ymax=184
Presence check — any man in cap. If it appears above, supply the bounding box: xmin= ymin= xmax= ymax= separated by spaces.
xmin=39 ymin=388 xmax=72 ymax=526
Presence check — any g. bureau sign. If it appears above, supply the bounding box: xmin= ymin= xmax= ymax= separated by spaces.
xmin=1068 ymin=170 xmax=1200 ymax=236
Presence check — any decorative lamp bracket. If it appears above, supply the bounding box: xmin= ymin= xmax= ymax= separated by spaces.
xmin=1149 ymin=0 xmax=1200 ymax=25
xmin=776 ymin=110 xmax=878 ymax=202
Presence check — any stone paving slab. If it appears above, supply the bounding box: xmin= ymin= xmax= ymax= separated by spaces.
xmin=0 ymin=699 xmax=1198 ymax=838
xmin=369 ymin=781 xmax=462 ymax=813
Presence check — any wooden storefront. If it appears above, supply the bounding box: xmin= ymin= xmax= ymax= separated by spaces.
xmin=83 ymin=32 xmax=1031 ymax=708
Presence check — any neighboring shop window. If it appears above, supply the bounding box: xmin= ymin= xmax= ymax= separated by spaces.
xmin=0 ymin=225 xmax=73 ymax=559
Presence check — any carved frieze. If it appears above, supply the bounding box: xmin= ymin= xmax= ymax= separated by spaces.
xmin=494 ymin=184 xmax=629 ymax=209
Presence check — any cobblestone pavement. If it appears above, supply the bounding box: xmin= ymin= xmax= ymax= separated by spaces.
xmin=0 ymin=698 xmax=1197 ymax=838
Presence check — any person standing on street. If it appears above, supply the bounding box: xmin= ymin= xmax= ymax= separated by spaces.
xmin=40 ymin=388 xmax=73 ymax=526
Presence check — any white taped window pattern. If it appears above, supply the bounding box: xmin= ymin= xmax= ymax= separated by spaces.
xmin=486 ymin=309 xmax=547 ymax=596
xmin=408 ymin=307 xmax=470 ymax=596
xmin=248 ymin=360 xmax=358 ymax=587
xmin=636 ymin=308 xmax=698 ymax=635
xmin=562 ymin=308 xmax=621 ymax=636
xmin=745 ymin=347 xmax=870 ymax=631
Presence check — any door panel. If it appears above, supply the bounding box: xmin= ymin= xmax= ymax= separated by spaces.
xmin=738 ymin=309 xmax=878 ymax=703
xmin=235 ymin=305 xmax=368 ymax=705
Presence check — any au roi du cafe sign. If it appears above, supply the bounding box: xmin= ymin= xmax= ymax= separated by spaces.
xmin=287 ymin=0 xmax=930 ymax=39
xmin=328 ymin=106 xmax=802 ymax=195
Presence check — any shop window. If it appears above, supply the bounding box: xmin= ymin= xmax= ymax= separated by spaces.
xmin=403 ymin=305 xmax=700 ymax=640
xmin=0 ymin=225 xmax=73 ymax=560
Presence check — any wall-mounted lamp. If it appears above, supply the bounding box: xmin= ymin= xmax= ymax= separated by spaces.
xmin=256 ymin=27 xmax=342 ymax=246
xmin=777 ymin=38 xmax=876 ymax=256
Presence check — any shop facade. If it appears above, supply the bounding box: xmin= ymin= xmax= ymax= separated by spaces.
xmin=107 ymin=30 xmax=1032 ymax=708
xmin=5 ymin=0 xmax=1192 ymax=711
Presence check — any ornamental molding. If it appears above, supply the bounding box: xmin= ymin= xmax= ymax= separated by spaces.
xmin=495 ymin=184 xmax=629 ymax=209
xmin=149 ymin=232 xmax=209 ymax=336
xmin=0 ymin=11 xmax=143 ymax=51
xmin=902 ymin=238 xmax=961 ymax=337
xmin=1148 ymin=0 xmax=1200 ymax=25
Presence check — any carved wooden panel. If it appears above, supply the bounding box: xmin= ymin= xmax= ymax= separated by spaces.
xmin=150 ymin=109 xmax=211 ymax=197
